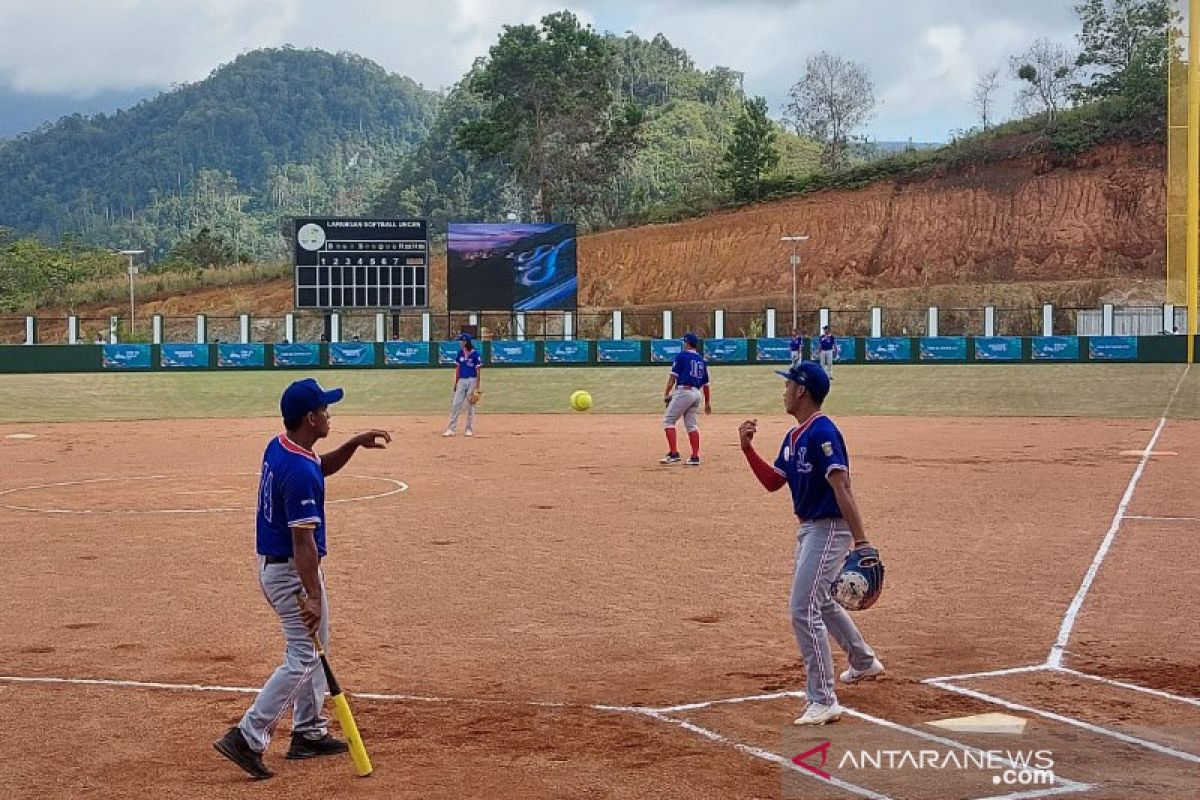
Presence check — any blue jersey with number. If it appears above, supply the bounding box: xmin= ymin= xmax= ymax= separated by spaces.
xmin=789 ymin=336 xmax=803 ymax=353
xmin=672 ymin=350 xmax=709 ymax=388
xmin=773 ymin=413 xmax=849 ymax=520
xmin=819 ymin=334 xmax=836 ymax=352
xmin=456 ymin=348 xmax=482 ymax=379
xmin=256 ymin=434 xmax=327 ymax=558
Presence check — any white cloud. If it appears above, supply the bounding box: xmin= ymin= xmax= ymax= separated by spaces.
xmin=0 ymin=0 xmax=1081 ymax=140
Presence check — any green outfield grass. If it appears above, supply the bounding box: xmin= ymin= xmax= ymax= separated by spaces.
xmin=0 ymin=364 xmax=1195 ymax=423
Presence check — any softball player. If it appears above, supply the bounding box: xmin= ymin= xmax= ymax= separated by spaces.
xmin=444 ymin=332 xmax=482 ymax=437
xmin=739 ymin=362 xmax=883 ymax=726
xmin=214 ymin=378 xmax=389 ymax=779
xmin=661 ymin=332 xmax=711 ymax=466
xmin=817 ymin=326 xmax=838 ymax=378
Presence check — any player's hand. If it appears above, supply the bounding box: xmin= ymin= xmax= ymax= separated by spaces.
xmin=352 ymin=430 xmax=391 ymax=449
xmin=738 ymin=419 xmax=757 ymax=448
xmin=299 ymin=593 xmax=323 ymax=635
xmin=663 ymin=394 xmax=671 ymax=406
xmin=704 ymin=403 xmax=713 ymax=415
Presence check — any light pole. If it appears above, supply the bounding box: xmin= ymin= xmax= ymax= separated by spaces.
xmin=120 ymin=249 xmax=144 ymax=335
xmin=780 ymin=235 xmax=809 ymax=332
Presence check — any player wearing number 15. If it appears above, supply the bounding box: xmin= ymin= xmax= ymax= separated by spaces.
xmin=213 ymin=379 xmax=390 ymax=780
xmin=660 ymin=332 xmax=712 ymax=466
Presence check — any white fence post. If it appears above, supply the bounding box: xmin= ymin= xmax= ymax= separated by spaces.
xmin=765 ymin=308 xmax=776 ymax=338
xmin=927 ymin=307 xmax=939 ymax=338
xmin=376 ymin=312 xmax=386 ymax=342
xmin=1102 ymin=304 xmax=1114 ymax=336
xmin=285 ymin=313 xmax=295 ymax=343
xmin=330 ymin=312 xmax=341 ymax=343
xmin=714 ymin=309 xmax=725 ymax=339
xmin=984 ymin=306 xmax=995 ymax=337
xmin=1042 ymin=304 xmax=1054 ymax=336
xmin=662 ymin=310 xmax=673 ymax=339
xmin=24 ymin=316 xmax=35 ymax=345
xmin=421 ymin=312 xmax=431 ymax=342
xmin=239 ymin=314 xmax=250 ymax=344
xmin=152 ymin=314 xmax=163 ymax=344
xmin=515 ymin=312 xmax=526 ymax=341
xmin=819 ymin=308 xmax=830 ymax=331
xmin=110 ymin=316 xmax=120 ymax=344
xmin=196 ymin=314 xmax=206 ymax=344
xmin=1163 ymin=304 xmax=1175 ymax=334
xmin=68 ymin=315 xmax=79 ymax=345
xmin=563 ymin=312 xmax=574 ymax=340
xmin=612 ymin=310 xmax=623 ymax=340
xmin=870 ymin=307 xmax=882 ymax=338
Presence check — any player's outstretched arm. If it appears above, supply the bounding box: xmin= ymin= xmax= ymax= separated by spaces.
xmin=739 ymin=420 xmax=786 ymax=492
xmin=320 ymin=430 xmax=391 ymax=477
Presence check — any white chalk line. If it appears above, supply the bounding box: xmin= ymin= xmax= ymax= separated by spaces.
xmin=0 ymin=473 xmax=407 ymax=514
xmin=921 ymin=664 xmax=1049 ymax=685
xmin=928 ymin=680 xmax=1200 ymax=764
xmin=1048 ymin=363 xmax=1190 ymax=668
xmin=1123 ymin=514 xmax=1200 ymax=522
xmin=1048 ymin=666 xmax=1200 ymax=707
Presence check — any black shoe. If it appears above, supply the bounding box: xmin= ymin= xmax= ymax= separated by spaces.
xmin=213 ymin=726 xmax=273 ymax=779
xmin=685 ymin=455 xmax=701 ymax=466
xmin=287 ymin=732 xmax=350 ymax=760
xmin=659 ymin=452 xmax=682 ymax=464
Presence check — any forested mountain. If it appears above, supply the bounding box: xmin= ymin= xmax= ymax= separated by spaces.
xmin=0 ymin=48 xmax=439 ymax=256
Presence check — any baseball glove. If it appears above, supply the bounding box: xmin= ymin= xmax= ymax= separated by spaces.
xmin=469 ymin=389 xmax=482 ymax=405
xmin=832 ymin=545 xmax=885 ymax=611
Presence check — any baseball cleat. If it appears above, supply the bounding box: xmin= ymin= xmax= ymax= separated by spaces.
xmin=464 ymin=429 xmax=474 ymax=437
xmin=286 ymin=732 xmax=350 ymax=760
xmin=840 ymin=658 xmax=885 ymax=684
xmin=442 ymin=429 xmax=455 ymax=437
xmin=685 ymin=455 xmax=701 ymax=466
xmin=659 ymin=452 xmax=682 ymax=464
xmin=214 ymin=726 xmax=273 ymax=779
xmin=793 ymin=702 xmax=844 ymax=726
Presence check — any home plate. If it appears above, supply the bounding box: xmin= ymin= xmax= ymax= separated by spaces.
xmin=5 ymin=433 xmax=37 ymax=440
xmin=927 ymin=712 xmax=1027 ymax=734
xmin=1118 ymin=450 xmax=1177 ymax=457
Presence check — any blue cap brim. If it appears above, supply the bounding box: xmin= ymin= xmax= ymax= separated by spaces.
xmin=775 ymin=370 xmax=794 ymax=380
xmin=321 ymin=388 xmax=344 ymax=406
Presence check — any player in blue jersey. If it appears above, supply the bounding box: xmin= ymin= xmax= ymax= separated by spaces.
xmin=214 ymin=378 xmax=390 ymax=779
xmin=817 ymin=325 xmax=838 ymax=378
xmin=444 ymin=332 xmax=482 ymax=437
xmin=661 ymin=332 xmax=712 ymax=466
xmin=738 ymin=362 xmax=883 ymax=726
xmin=789 ymin=329 xmax=803 ymax=367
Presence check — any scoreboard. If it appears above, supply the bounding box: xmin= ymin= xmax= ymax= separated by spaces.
xmin=293 ymin=218 xmax=428 ymax=309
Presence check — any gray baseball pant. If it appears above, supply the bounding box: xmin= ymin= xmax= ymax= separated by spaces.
xmin=447 ymin=377 xmax=478 ymax=432
xmin=819 ymin=350 xmax=834 ymax=376
xmin=663 ymin=386 xmax=701 ymax=432
xmin=238 ymin=558 xmax=330 ymax=752
xmin=790 ymin=518 xmax=876 ymax=706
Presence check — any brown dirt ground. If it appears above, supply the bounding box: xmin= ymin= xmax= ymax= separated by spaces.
xmin=0 ymin=414 xmax=1196 ymax=798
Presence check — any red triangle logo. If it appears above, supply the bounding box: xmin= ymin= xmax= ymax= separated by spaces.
xmin=792 ymin=740 xmax=832 ymax=780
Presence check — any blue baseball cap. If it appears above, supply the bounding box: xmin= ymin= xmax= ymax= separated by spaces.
xmin=682 ymin=332 xmax=699 ymax=347
xmin=775 ymin=362 xmax=830 ymax=403
xmin=457 ymin=332 xmax=473 ymax=342
xmin=280 ymin=378 xmax=344 ymax=419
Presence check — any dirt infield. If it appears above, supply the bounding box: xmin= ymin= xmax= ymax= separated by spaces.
xmin=1 ymin=413 xmax=1196 ymax=798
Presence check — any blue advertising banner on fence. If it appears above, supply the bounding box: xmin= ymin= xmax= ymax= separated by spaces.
xmin=650 ymin=339 xmax=683 ymax=363
xmin=102 ymin=344 xmax=152 ymax=370
xmin=1032 ymin=336 xmax=1080 ymax=361
xmin=597 ymin=339 xmax=643 ymax=364
xmin=810 ymin=337 xmax=858 ymax=363
xmin=273 ymin=343 xmax=320 ymax=367
xmin=755 ymin=338 xmax=792 ymax=362
xmin=864 ymin=337 xmax=912 ymax=362
xmin=704 ymin=338 xmax=749 ymax=363
xmin=329 ymin=343 xmax=376 ymax=366
xmin=544 ymin=340 xmax=589 ymax=364
xmin=1088 ymin=336 xmax=1138 ymax=361
xmin=438 ymin=341 xmax=461 ymax=365
xmin=218 ymin=343 xmax=265 ymax=368
xmin=974 ymin=337 xmax=1022 ymax=361
xmin=919 ymin=337 xmax=968 ymax=361
xmin=489 ymin=340 xmax=537 ymax=364
xmin=384 ymin=341 xmax=430 ymax=366
xmin=161 ymin=343 xmax=210 ymax=368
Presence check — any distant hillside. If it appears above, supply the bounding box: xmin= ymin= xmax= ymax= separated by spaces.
xmin=0 ymin=86 xmax=158 ymax=139
xmin=0 ymin=48 xmax=439 ymax=255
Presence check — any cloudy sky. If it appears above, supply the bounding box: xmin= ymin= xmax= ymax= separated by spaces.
xmin=0 ymin=0 xmax=1080 ymax=142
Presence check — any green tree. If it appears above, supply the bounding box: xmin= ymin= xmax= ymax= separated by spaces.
xmin=456 ymin=11 xmax=643 ymax=221
xmin=719 ymin=97 xmax=780 ymax=201
xmin=1073 ymin=0 xmax=1170 ymax=110
xmin=165 ymin=226 xmax=237 ymax=269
